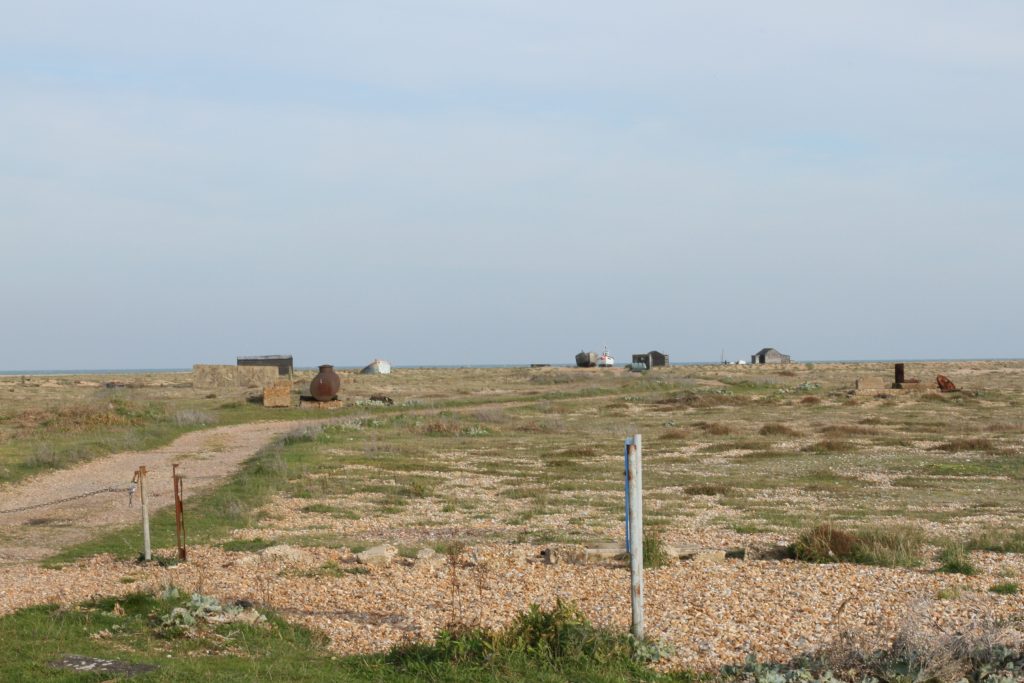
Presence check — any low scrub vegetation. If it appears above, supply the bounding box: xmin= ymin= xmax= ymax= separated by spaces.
xmin=934 ymin=437 xmax=1001 ymax=453
xmin=936 ymin=542 xmax=977 ymax=575
xmin=684 ymin=483 xmax=732 ymax=496
xmin=0 ymin=592 xmax=688 ymax=682
xmin=801 ymin=439 xmax=856 ymax=454
xmin=968 ymin=528 xmax=1024 ymax=554
xmin=792 ymin=523 xmax=924 ymax=568
xmin=758 ymin=423 xmax=799 ymax=437
xmin=387 ymin=600 xmax=682 ymax=681
xmin=722 ymin=616 xmax=1024 ymax=683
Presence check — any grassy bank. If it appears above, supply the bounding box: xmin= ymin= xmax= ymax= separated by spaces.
xmin=0 ymin=593 xmax=688 ymax=682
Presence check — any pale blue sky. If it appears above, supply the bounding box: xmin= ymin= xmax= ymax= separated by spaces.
xmin=2 ymin=2 xmax=1022 ymax=369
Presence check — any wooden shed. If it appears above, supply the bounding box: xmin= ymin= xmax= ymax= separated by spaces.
xmin=237 ymin=354 xmax=294 ymax=377
xmin=750 ymin=348 xmax=791 ymax=365
xmin=631 ymin=351 xmax=669 ymax=369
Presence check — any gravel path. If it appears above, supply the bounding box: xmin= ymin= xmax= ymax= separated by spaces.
xmin=0 ymin=421 xmax=302 ymax=563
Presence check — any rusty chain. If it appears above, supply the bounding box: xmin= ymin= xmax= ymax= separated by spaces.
xmin=0 ymin=485 xmax=134 ymax=515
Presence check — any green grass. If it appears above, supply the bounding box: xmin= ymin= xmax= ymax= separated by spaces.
xmin=988 ymin=582 xmax=1020 ymax=595
xmin=936 ymin=543 xmax=977 ymax=575
xmin=221 ymin=538 xmax=276 ymax=553
xmin=642 ymin=531 xmax=670 ymax=569
xmin=792 ymin=523 xmax=924 ymax=568
xmin=0 ymin=593 xmax=691 ymax=682
xmin=966 ymin=528 xmax=1024 ymax=553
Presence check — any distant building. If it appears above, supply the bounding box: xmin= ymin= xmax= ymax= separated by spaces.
xmin=631 ymin=350 xmax=669 ymax=369
xmin=237 ymin=355 xmax=293 ymax=377
xmin=750 ymin=348 xmax=791 ymax=365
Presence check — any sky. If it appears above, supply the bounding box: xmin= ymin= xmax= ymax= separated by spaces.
xmin=2 ymin=2 xmax=1022 ymax=369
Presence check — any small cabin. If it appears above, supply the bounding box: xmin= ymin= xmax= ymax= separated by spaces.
xmin=631 ymin=350 xmax=669 ymax=369
xmin=237 ymin=354 xmax=294 ymax=377
xmin=750 ymin=348 xmax=791 ymax=365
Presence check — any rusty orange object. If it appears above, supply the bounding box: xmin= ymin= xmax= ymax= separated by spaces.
xmin=936 ymin=375 xmax=958 ymax=392
xmin=310 ymin=364 xmax=341 ymax=401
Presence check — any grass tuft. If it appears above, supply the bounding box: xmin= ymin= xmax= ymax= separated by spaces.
xmin=759 ymin=423 xmax=799 ymax=437
xmin=792 ymin=523 xmax=923 ymax=568
xmin=937 ymin=543 xmax=976 ymax=575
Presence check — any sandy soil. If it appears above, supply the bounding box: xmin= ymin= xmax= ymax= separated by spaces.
xmin=0 ymin=422 xmax=301 ymax=563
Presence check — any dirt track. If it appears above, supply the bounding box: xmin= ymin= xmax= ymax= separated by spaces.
xmin=0 ymin=422 xmax=302 ymax=563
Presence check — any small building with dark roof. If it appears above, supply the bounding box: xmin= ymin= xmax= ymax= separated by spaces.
xmin=750 ymin=348 xmax=791 ymax=365
xmin=631 ymin=350 xmax=669 ymax=369
xmin=237 ymin=354 xmax=293 ymax=377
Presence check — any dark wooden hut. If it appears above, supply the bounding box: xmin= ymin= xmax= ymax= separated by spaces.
xmin=750 ymin=348 xmax=791 ymax=365
xmin=575 ymin=351 xmax=597 ymax=368
xmin=631 ymin=350 xmax=669 ymax=369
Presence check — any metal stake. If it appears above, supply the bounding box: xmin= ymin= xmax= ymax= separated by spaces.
xmin=173 ymin=463 xmax=186 ymax=561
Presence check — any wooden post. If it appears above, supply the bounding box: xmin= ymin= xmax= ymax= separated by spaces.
xmin=626 ymin=434 xmax=644 ymax=640
xmin=173 ymin=464 xmax=186 ymax=561
xmin=138 ymin=466 xmax=151 ymax=561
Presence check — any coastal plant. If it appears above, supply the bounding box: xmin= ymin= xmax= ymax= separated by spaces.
xmin=643 ymin=530 xmax=670 ymax=569
xmin=759 ymin=423 xmax=799 ymax=437
xmin=792 ymin=524 xmax=923 ymax=568
xmin=172 ymin=409 xmax=216 ymax=426
xmin=937 ymin=542 xmax=977 ymax=575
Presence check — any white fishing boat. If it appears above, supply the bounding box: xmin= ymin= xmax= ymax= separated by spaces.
xmin=596 ymin=347 xmax=615 ymax=368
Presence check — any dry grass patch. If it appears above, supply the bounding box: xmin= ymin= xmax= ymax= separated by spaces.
xmin=683 ymin=483 xmax=732 ymax=496
xmin=819 ymin=424 xmax=878 ymax=436
xmin=759 ymin=423 xmax=800 ymax=437
xmin=696 ymin=421 xmax=732 ymax=436
xmin=801 ymin=439 xmax=857 ymax=454
xmin=933 ymin=437 xmax=1002 ymax=454
xmin=793 ymin=523 xmax=924 ymax=567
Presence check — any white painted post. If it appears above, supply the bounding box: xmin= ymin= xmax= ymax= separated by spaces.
xmin=626 ymin=434 xmax=644 ymax=640
xmin=139 ymin=466 xmax=151 ymax=561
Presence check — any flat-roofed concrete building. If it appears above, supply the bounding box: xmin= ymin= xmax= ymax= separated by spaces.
xmin=237 ymin=354 xmax=293 ymax=377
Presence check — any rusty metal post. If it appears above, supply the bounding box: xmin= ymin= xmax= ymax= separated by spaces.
xmin=138 ymin=466 xmax=151 ymax=561
xmin=895 ymin=363 xmax=905 ymax=385
xmin=625 ymin=434 xmax=644 ymax=640
xmin=172 ymin=464 xmax=186 ymax=561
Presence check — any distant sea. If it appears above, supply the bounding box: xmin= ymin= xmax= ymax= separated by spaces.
xmin=2 ymin=358 xmax=1021 ymax=376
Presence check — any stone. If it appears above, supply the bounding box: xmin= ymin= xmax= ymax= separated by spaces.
xmin=356 ymin=544 xmax=398 ymax=566
xmin=691 ymin=550 xmax=727 ymax=565
xmin=854 ymin=377 xmax=887 ymax=393
xmin=299 ymin=398 xmax=344 ymax=410
xmin=541 ymin=546 xmax=585 ymax=565
xmin=263 ymin=380 xmax=292 ymax=408
xmin=50 ymin=655 xmax=157 ymax=677
xmin=584 ymin=543 xmax=627 ymax=564
xmin=414 ymin=548 xmax=445 ymax=568
xmin=259 ymin=544 xmax=310 ymax=563
xmin=667 ymin=544 xmax=702 ymax=560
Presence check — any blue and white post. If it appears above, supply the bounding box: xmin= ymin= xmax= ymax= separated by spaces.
xmin=624 ymin=434 xmax=644 ymax=640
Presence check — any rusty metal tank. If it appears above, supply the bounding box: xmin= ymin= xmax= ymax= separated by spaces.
xmin=309 ymin=364 xmax=341 ymax=401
